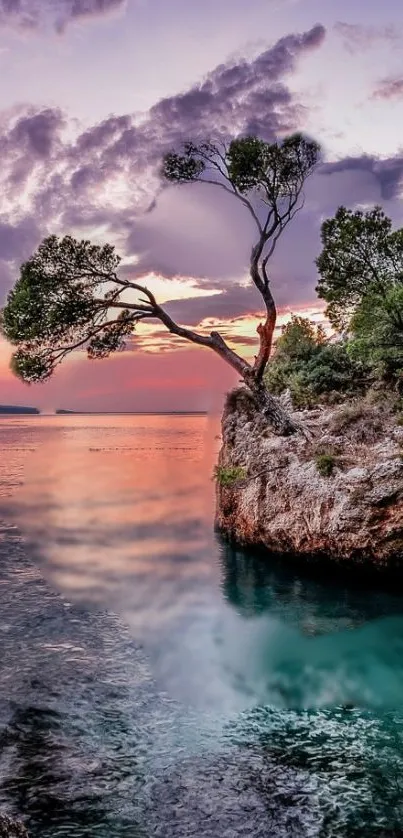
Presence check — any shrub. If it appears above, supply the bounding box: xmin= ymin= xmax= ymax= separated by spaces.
xmin=329 ymin=401 xmax=367 ymax=434
xmin=214 ymin=465 xmax=247 ymax=486
xmin=265 ymin=316 xmax=370 ymax=407
xmin=315 ymin=452 xmax=337 ymax=477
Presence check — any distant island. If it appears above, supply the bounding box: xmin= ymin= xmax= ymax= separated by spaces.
xmin=0 ymin=406 xmax=208 ymax=415
xmin=55 ymin=409 xmax=208 ymax=415
xmin=0 ymin=405 xmax=39 ymax=414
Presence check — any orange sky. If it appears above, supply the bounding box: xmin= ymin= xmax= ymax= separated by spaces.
xmin=0 ymin=304 xmax=326 ymax=412
xmin=1 ymin=1 xmax=402 ymax=411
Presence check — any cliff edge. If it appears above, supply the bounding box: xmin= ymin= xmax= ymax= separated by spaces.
xmin=215 ymin=388 xmax=403 ymax=570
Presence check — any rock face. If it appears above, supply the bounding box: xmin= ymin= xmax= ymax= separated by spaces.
xmin=0 ymin=815 xmax=29 ymax=838
xmin=215 ymin=388 xmax=403 ymax=570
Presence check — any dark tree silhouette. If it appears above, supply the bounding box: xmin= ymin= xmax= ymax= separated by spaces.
xmin=1 ymin=133 xmax=320 ymax=434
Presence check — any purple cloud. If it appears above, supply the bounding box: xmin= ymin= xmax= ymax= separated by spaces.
xmin=0 ymin=0 xmax=126 ymax=31
xmin=319 ymin=155 xmax=403 ymax=200
xmin=0 ymin=23 xmax=327 ymax=252
xmin=3 ymin=20 xmax=400 ymax=335
xmin=334 ymin=21 xmax=402 ymax=54
xmin=0 ymin=217 xmax=40 ymax=262
xmin=164 ymin=286 xmax=264 ymax=328
xmin=372 ymin=76 xmax=403 ymax=100
xmin=0 ymin=217 xmax=40 ymax=302
xmin=8 ymin=109 xmax=65 ymax=158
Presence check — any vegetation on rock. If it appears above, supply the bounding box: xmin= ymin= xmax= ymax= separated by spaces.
xmin=264 ymin=315 xmax=369 ymax=408
xmin=214 ymin=465 xmax=247 ymax=486
xmin=315 ymin=452 xmax=337 ymax=477
xmin=216 ymin=386 xmax=403 ymax=567
xmin=316 ymin=205 xmax=403 ymax=389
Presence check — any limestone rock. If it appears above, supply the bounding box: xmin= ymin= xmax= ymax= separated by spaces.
xmin=215 ymin=389 xmax=403 ymax=569
xmin=0 ymin=815 xmax=29 ymax=838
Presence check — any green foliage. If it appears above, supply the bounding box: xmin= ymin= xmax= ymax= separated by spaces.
xmin=163 ymin=142 xmax=206 ymax=182
xmin=274 ymin=315 xmax=327 ymax=359
xmin=0 ymin=235 xmax=135 ymax=382
xmin=162 ymin=134 xmax=320 ymax=200
xmin=214 ymin=465 xmax=247 ymax=486
xmin=348 ymin=284 xmax=403 ymax=380
xmin=315 ymin=452 xmax=337 ymax=477
xmin=264 ymin=316 xmax=367 ymax=407
xmin=315 ymin=205 xmax=403 ymax=388
xmin=227 ymin=133 xmax=320 ymax=195
xmin=316 ymin=205 xmax=403 ymax=330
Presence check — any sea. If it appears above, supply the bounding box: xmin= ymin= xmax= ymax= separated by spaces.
xmin=1 ymin=413 xmax=403 ymax=836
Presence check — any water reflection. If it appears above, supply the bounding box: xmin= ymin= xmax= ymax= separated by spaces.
xmin=220 ymin=542 xmax=403 ymax=633
xmin=3 ymin=415 xmax=403 ymax=712
xmin=3 ymin=416 xmax=403 ymax=833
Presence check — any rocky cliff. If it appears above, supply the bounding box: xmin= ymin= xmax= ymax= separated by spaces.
xmin=0 ymin=815 xmax=29 ymax=837
xmin=215 ymin=388 xmax=403 ymax=570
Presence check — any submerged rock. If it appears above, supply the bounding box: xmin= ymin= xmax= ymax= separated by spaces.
xmin=215 ymin=388 xmax=403 ymax=570
xmin=0 ymin=815 xmax=29 ymax=837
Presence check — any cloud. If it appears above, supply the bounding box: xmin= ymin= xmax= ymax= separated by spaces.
xmin=0 ymin=216 xmax=40 ymax=262
xmin=164 ymin=286 xmax=264 ymax=327
xmin=0 ymin=23 xmax=327 ymax=293
xmin=334 ymin=21 xmax=402 ymax=54
xmin=0 ymin=0 xmax=126 ymax=32
xmin=4 ymin=21 xmax=401 ymax=346
xmin=0 ymin=23 xmax=326 ymax=231
xmin=6 ymin=108 xmax=65 ymax=158
xmin=319 ymin=154 xmax=403 ymax=200
xmin=372 ymin=76 xmax=403 ymax=101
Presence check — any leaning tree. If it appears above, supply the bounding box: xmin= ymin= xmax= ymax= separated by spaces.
xmin=0 ymin=132 xmax=320 ymax=434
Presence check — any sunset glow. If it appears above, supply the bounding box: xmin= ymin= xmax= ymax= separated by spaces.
xmin=1 ymin=0 xmax=403 ymax=410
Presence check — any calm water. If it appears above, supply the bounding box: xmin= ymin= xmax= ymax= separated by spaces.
xmin=1 ymin=414 xmax=403 ymax=836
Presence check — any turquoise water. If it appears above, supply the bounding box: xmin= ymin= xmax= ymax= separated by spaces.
xmin=1 ymin=414 xmax=403 ymax=836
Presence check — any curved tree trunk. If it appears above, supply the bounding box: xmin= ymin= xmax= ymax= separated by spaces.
xmin=250 ymin=246 xmax=277 ymax=383
xmin=154 ymin=261 xmax=297 ymax=435
xmin=246 ymin=377 xmax=297 ymax=435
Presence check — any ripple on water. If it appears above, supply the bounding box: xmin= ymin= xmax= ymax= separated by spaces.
xmin=2 ymin=535 xmax=403 ymax=837
xmin=2 ymin=417 xmax=403 ymax=836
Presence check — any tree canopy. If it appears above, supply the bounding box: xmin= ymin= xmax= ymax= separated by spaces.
xmin=316 ymin=206 xmax=403 ymax=330
xmin=163 ymin=133 xmax=320 ymax=384
xmin=315 ymin=205 xmax=403 ymax=383
xmin=0 ymin=132 xmax=320 ymax=435
xmin=264 ymin=315 xmax=368 ymax=408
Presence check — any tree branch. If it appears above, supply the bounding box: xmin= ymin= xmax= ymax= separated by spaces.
xmin=152 ymin=303 xmax=252 ymax=378
xmin=49 ymin=318 xmax=129 ymax=363
xmin=198 ymin=179 xmax=263 ymax=235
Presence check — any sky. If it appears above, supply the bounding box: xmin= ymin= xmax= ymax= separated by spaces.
xmin=1 ymin=0 xmax=403 ymax=411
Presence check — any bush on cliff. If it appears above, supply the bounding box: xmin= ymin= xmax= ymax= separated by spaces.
xmin=264 ymin=315 xmax=369 ymax=408
xmin=316 ymin=205 xmax=403 ymax=390
xmin=315 ymin=452 xmax=337 ymax=477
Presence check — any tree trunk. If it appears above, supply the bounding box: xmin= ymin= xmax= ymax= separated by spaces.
xmin=254 ymin=307 xmax=276 ymax=382
xmin=155 ymin=292 xmax=298 ymax=436
xmin=250 ymin=245 xmax=277 ymax=383
xmin=248 ymin=379 xmax=298 ymax=435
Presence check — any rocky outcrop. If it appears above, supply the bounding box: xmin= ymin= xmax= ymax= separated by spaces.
xmin=215 ymin=388 xmax=403 ymax=570
xmin=0 ymin=815 xmax=29 ymax=837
